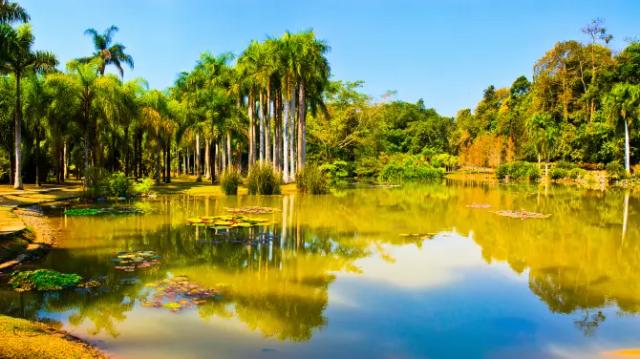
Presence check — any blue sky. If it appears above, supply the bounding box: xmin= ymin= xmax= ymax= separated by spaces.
xmin=20 ymin=0 xmax=640 ymax=116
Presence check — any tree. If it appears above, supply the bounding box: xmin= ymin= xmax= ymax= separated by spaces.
xmin=0 ymin=0 xmax=28 ymax=24
xmin=527 ymin=112 xmax=559 ymax=176
xmin=604 ymin=84 xmax=640 ymax=175
xmin=82 ymin=26 xmax=133 ymax=77
xmin=0 ymin=24 xmax=57 ymax=188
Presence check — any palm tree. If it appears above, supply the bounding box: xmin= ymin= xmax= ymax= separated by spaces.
xmin=604 ymin=84 xmax=640 ymax=175
xmin=0 ymin=24 xmax=57 ymax=189
xmin=82 ymin=25 xmax=133 ymax=77
xmin=23 ymin=74 xmax=51 ymax=186
xmin=527 ymin=112 xmax=559 ymax=177
xmin=0 ymin=0 xmax=28 ymax=24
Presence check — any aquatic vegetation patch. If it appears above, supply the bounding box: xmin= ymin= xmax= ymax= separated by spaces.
xmin=64 ymin=206 xmax=146 ymax=216
xmin=491 ymin=210 xmax=551 ymax=219
xmin=112 ymin=250 xmax=161 ymax=272
xmin=187 ymin=215 xmax=270 ymax=229
xmin=466 ymin=203 xmax=491 ymax=209
xmin=140 ymin=276 xmax=220 ymax=312
xmin=9 ymin=269 xmax=83 ymax=292
xmin=224 ymin=206 xmax=279 ymax=215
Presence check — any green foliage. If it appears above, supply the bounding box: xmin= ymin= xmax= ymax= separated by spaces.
xmin=9 ymin=269 xmax=82 ymax=291
xmin=569 ymin=168 xmax=587 ymax=179
xmin=84 ymin=167 xmax=110 ymax=198
xmin=108 ymin=171 xmax=132 ymax=197
xmin=550 ymin=168 xmax=569 ymax=180
xmin=247 ymin=162 xmax=281 ymax=195
xmin=606 ymin=161 xmax=626 ymax=180
xmin=318 ymin=160 xmax=349 ymax=187
xmin=220 ymin=168 xmax=241 ymax=195
xmin=63 ymin=207 xmax=145 ymax=216
xmin=379 ymin=155 xmax=445 ymax=183
xmin=133 ymin=178 xmax=155 ymax=196
xmin=495 ymin=161 xmax=540 ymax=181
xmin=296 ymin=165 xmax=329 ymax=194
xmin=430 ymin=153 xmax=459 ymax=172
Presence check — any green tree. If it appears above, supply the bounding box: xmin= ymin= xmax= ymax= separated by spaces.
xmin=82 ymin=25 xmax=133 ymax=77
xmin=604 ymin=84 xmax=640 ymax=175
xmin=0 ymin=24 xmax=57 ymax=188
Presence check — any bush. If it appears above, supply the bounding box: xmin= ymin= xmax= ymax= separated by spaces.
xmin=133 ymin=178 xmax=155 ymax=196
xmin=495 ymin=161 xmax=540 ymax=181
xmin=430 ymin=153 xmax=459 ymax=172
xmin=9 ymin=269 xmax=82 ymax=291
xmin=247 ymin=162 xmax=281 ymax=195
xmin=109 ymin=172 xmax=132 ymax=198
xmin=606 ymin=161 xmax=627 ymax=180
xmin=568 ymin=168 xmax=586 ymax=180
xmin=549 ymin=168 xmax=568 ymax=180
xmin=555 ymin=160 xmax=577 ymax=170
xmin=84 ymin=167 xmax=110 ymax=198
xmin=220 ymin=167 xmax=242 ymax=195
xmin=297 ymin=165 xmax=329 ymax=194
xmin=379 ymin=156 xmax=445 ymax=183
xmin=319 ymin=160 xmax=349 ymax=187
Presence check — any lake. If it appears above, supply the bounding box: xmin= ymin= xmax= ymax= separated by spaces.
xmin=1 ymin=182 xmax=639 ymax=358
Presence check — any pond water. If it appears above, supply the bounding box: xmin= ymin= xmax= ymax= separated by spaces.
xmin=1 ymin=182 xmax=640 ymax=358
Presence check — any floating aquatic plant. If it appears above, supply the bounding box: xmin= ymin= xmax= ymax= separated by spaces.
xmin=64 ymin=206 xmax=146 ymax=216
xmin=187 ymin=215 xmax=270 ymax=229
xmin=224 ymin=206 xmax=279 ymax=215
xmin=112 ymin=250 xmax=161 ymax=272
xmin=140 ymin=276 xmax=220 ymax=312
xmin=491 ymin=210 xmax=551 ymax=219
xmin=466 ymin=203 xmax=491 ymax=209
xmin=9 ymin=269 xmax=83 ymax=292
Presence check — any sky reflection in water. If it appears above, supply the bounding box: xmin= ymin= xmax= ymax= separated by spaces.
xmin=1 ymin=182 xmax=639 ymax=358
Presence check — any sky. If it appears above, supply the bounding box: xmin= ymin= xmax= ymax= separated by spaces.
xmin=19 ymin=0 xmax=640 ymax=116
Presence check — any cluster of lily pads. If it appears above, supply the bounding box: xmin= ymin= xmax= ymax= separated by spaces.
xmin=64 ymin=206 xmax=146 ymax=216
xmin=187 ymin=215 xmax=269 ymax=229
xmin=224 ymin=206 xmax=279 ymax=215
xmin=112 ymin=250 xmax=161 ymax=272
xmin=491 ymin=209 xmax=551 ymax=219
xmin=8 ymin=269 xmax=101 ymax=292
xmin=140 ymin=276 xmax=220 ymax=312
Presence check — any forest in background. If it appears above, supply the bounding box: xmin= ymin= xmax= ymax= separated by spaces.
xmin=1 ymin=0 xmax=640 ymax=191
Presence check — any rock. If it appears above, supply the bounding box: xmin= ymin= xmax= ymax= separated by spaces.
xmin=0 ymin=260 xmax=19 ymax=271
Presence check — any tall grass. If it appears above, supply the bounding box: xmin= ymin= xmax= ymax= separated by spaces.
xmin=220 ymin=167 xmax=242 ymax=195
xmin=296 ymin=165 xmax=329 ymax=194
xmin=247 ymin=162 xmax=281 ymax=195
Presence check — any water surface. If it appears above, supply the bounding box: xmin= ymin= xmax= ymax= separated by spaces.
xmin=1 ymin=182 xmax=639 ymax=358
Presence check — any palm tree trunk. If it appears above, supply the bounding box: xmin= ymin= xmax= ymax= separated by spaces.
xmin=35 ymin=123 xmax=40 ymax=187
xmin=265 ymin=88 xmax=272 ymax=164
xmin=63 ymin=141 xmax=68 ymax=180
xmin=290 ymin=92 xmax=296 ymax=178
xmin=226 ymin=132 xmax=232 ymax=168
xmin=624 ymin=119 xmax=631 ymax=175
xmin=13 ymin=73 xmax=23 ymax=189
xmin=196 ymin=133 xmax=201 ymax=181
xmin=259 ymin=92 xmax=265 ymax=162
xmin=205 ymin=140 xmax=210 ymax=179
xmin=282 ymin=88 xmax=291 ymax=182
xmin=248 ymin=94 xmax=255 ymax=166
xmin=297 ymin=82 xmax=306 ymax=171
xmin=124 ymin=126 xmax=130 ymax=176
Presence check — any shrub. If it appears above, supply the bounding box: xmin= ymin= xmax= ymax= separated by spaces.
xmin=220 ymin=167 xmax=242 ymax=195
xmin=549 ymin=168 xmax=568 ymax=180
xmin=133 ymin=178 xmax=155 ymax=196
xmin=568 ymin=168 xmax=586 ymax=180
xmin=555 ymin=160 xmax=577 ymax=170
xmin=297 ymin=165 xmax=329 ymax=194
xmin=247 ymin=162 xmax=281 ymax=195
xmin=430 ymin=153 xmax=459 ymax=172
xmin=9 ymin=269 xmax=82 ymax=291
xmin=495 ymin=161 xmax=540 ymax=181
xmin=354 ymin=157 xmax=382 ymax=179
xmin=379 ymin=156 xmax=445 ymax=183
xmin=319 ymin=160 xmax=349 ymax=187
xmin=606 ymin=161 xmax=627 ymax=180
xmin=84 ymin=167 xmax=110 ymax=198
xmin=109 ymin=171 xmax=132 ymax=197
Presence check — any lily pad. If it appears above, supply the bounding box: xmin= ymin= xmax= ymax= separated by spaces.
xmin=112 ymin=250 xmax=161 ymax=272
xmin=491 ymin=209 xmax=551 ymax=220
xmin=9 ymin=269 xmax=83 ymax=292
xmin=224 ymin=206 xmax=279 ymax=215
xmin=140 ymin=276 xmax=220 ymax=313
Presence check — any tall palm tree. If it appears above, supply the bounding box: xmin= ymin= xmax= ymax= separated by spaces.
xmin=0 ymin=0 xmax=28 ymax=24
xmin=82 ymin=25 xmax=133 ymax=77
xmin=605 ymin=84 xmax=640 ymax=175
xmin=0 ymin=24 xmax=57 ymax=189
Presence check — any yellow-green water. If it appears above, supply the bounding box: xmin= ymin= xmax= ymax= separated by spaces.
xmin=1 ymin=182 xmax=639 ymax=358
